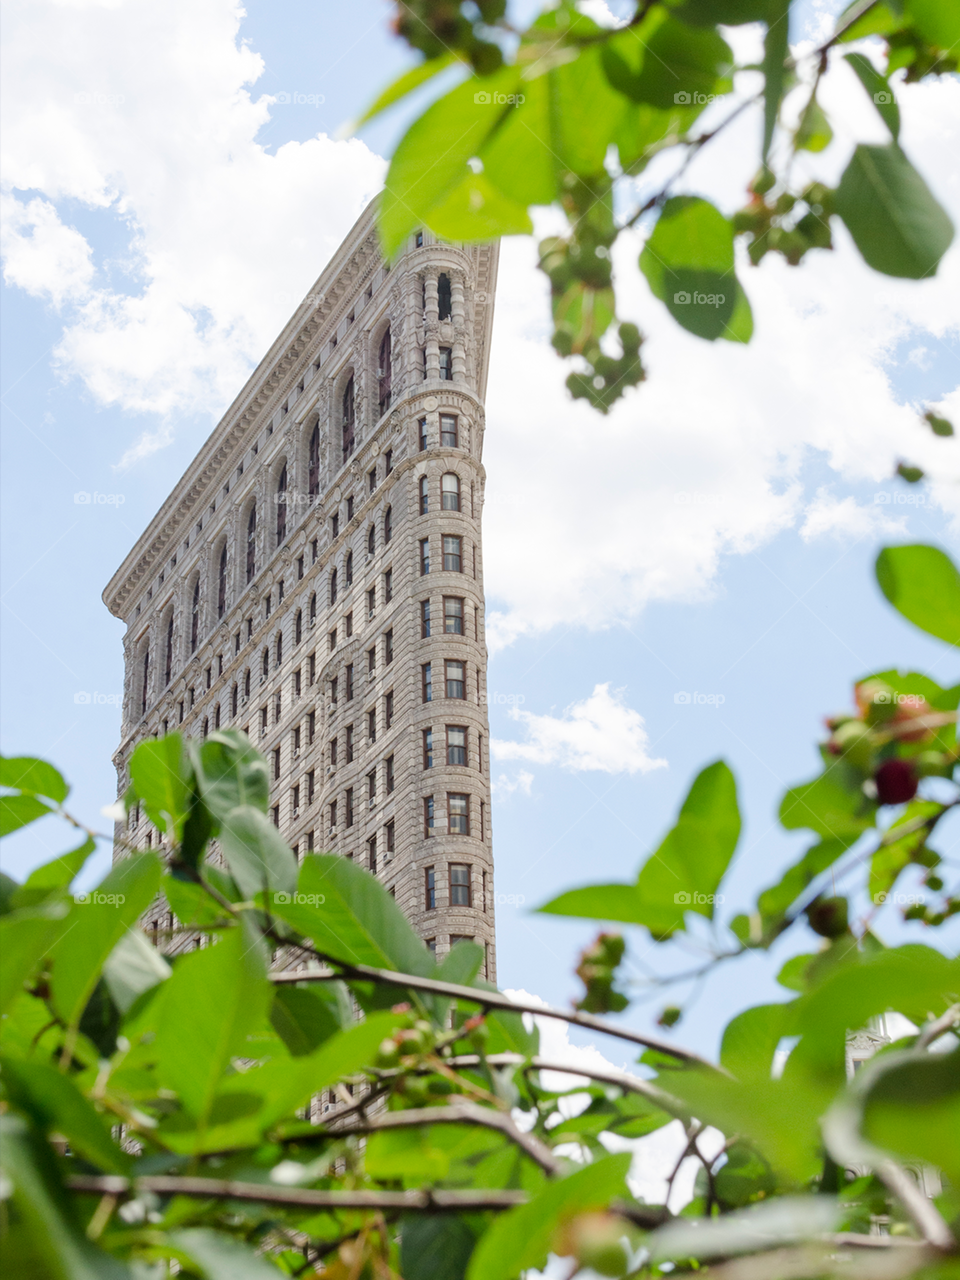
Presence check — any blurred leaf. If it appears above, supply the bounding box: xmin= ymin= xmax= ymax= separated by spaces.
xmin=835 ymin=145 xmax=954 ymax=279
xmin=269 ymin=983 xmax=346 ymax=1057
xmin=844 ymin=52 xmax=899 ymax=140
xmin=162 ymin=873 xmax=227 ymax=926
xmin=401 ymin=1213 xmax=477 ymax=1280
xmin=779 ymin=764 xmax=874 ymax=839
xmin=102 ymin=927 xmax=171 ymax=1014
xmin=902 ymin=0 xmax=960 ymax=48
xmin=602 ymin=11 xmax=732 ymax=111
xmin=876 ymin=544 xmax=960 ymax=646
xmin=757 ymin=837 xmax=850 ymax=934
xmin=869 ymin=800 xmax=942 ymax=902
xmin=761 ymin=0 xmax=790 ymax=161
xmin=670 ymin=0 xmax=772 ymax=24
xmin=169 ymin=1228 xmax=285 ymax=1279
xmin=219 ymin=805 xmax=298 ymax=900
xmin=128 ymin=734 xmax=192 ymax=840
xmin=15 ymin=839 xmax=95 ymax=906
xmin=0 ymin=794 xmax=53 ymax=837
xmin=0 ymin=903 xmax=69 ymax=1015
xmin=649 ymin=1195 xmax=840 ymax=1260
xmin=354 ymin=51 xmax=458 ymax=127
xmin=189 ymin=730 xmax=270 ymax=825
xmin=861 ymin=1047 xmax=960 ymax=1184
xmin=795 ymin=94 xmax=833 ymax=152
xmin=720 ymin=1003 xmax=788 ymax=1082
xmin=0 ymin=756 xmax=69 ymax=804
xmin=640 ymin=198 xmax=745 ymax=341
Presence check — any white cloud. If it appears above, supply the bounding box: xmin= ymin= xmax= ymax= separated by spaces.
xmin=491 ymin=684 xmax=667 ymax=775
xmin=491 ymin=770 xmax=535 ymax=801
xmin=799 ymin=488 xmax=908 ymax=541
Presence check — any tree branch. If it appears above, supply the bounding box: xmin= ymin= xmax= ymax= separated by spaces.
xmin=916 ymin=1003 xmax=960 ymax=1051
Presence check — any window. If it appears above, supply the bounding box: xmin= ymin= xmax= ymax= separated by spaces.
xmin=206 ymin=664 xmax=213 ymax=691
xmin=442 ymin=473 xmax=460 ymax=511
xmin=297 ymin=556 xmax=304 ymax=581
xmin=330 ymin=568 xmax=338 ymax=606
xmin=308 ymin=652 xmax=316 ymax=685
xmin=346 ymin=787 xmax=354 ymax=827
xmin=368 ymin=836 xmax=377 ymax=874
xmin=265 ymin=592 xmax=272 ymax=619
xmin=416 ymin=230 xmax=424 ymax=247
xmin=246 ymin=504 xmax=256 ymax=583
xmin=329 ymin=628 xmax=337 ymax=652
xmin=234 ymin=630 xmax=241 ymax=654
xmin=292 ymin=784 xmax=299 ymax=815
xmin=331 ymin=513 xmax=340 ymax=539
xmin=293 ymin=724 xmax=301 ymax=752
xmin=307 ymin=769 xmax=315 ymax=804
xmin=140 ymin=645 xmax=149 ymax=716
xmin=164 ymin=614 xmax=174 ymax=685
xmin=329 ymin=736 xmax=338 ymax=767
xmin=342 ymin=375 xmax=355 ymax=461
xmin=261 ymin=648 xmax=269 ymax=681
xmin=419 ymin=417 xmax=428 ymax=450
xmin=295 ymin=610 xmax=302 ymax=645
xmin=179 ymin=700 xmax=184 ymax=723
xmin=330 ymin=800 xmax=338 ymax=831
xmin=419 ymin=475 xmax=429 ymax=515
xmin=294 ymin=668 xmax=301 ymax=698
xmin=231 ymin=682 xmax=238 ymax=716
xmin=345 ymin=551 xmax=353 ymax=587
xmin=310 ymin=592 xmax=317 ymax=623
xmin=367 ymin=586 xmax=376 ymax=617
xmin=247 ymin=617 xmax=253 ymax=641
xmin=260 ymin=705 xmax=268 ymax=734
xmin=378 ymin=326 xmax=392 ymax=414
xmin=190 ymin=579 xmax=200 ymax=652
xmin=438 ymin=272 xmax=452 ymax=320
xmin=273 ymin=747 xmax=281 ymax=780
xmin=421 ymin=599 xmax=431 ymax=638
xmin=217 ymin=545 xmax=228 ymax=618
xmin=423 ymin=728 xmax=433 ymax=769
xmin=347 ymin=495 xmax=354 ymax=521
xmin=385 ymin=819 xmax=395 ymax=853
xmin=445 ymin=660 xmax=465 ymax=699
xmin=308 ymin=423 xmax=320 ymax=498
xmin=367 ymin=771 xmax=376 ymax=804
xmin=386 ymin=755 xmax=395 ymax=794
xmin=422 ymin=662 xmax=432 ymax=702
xmin=311 ymin=537 xmax=318 ymax=564
xmin=439 ymin=346 xmax=453 ymax=380
xmin=385 ymin=448 xmax=393 ymax=474
xmin=384 ymin=629 xmax=393 ymax=665
xmin=385 ymin=689 xmax=394 ymax=728
xmin=367 ymin=524 xmax=375 ymax=555
xmin=425 ymin=800 xmax=436 ymax=841
xmin=384 ymin=506 xmax=392 ymax=543
xmin=346 ymin=663 xmax=354 ymax=701
xmin=440 ymin=414 xmax=458 ymax=447
xmin=271 ymin=805 xmax=279 ymax=828
xmin=330 ymin=675 xmax=338 ymax=706
xmin=443 ymin=596 xmax=464 ymax=634
xmin=346 ymin=723 xmax=355 ymax=761
xmin=307 ymin=830 xmax=314 ymax=851
xmin=345 ymin=612 xmax=353 ymax=638
xmin=367 ymin=646 xmax=375 ymax=675
xmin=419 ymin=538 xmax=430 ymax=575
xmin=276 ymin=464 xmax=288 ymax=544
xmin=368 ymin=708 xmax=376 ymax=742
xmin=368 ymin=466 xmax=377 ymax=493
xmin=308 ymin=709 xmax=316 ymax=743
xmin=426 ymin=937 xmax=437 ymax=955
xmin=449 ymin=859 xmax=471 ymax=901
xmin=384 ymin=569 xmax=392 ymax=602
xmin=274 ymin=690 xmax=282 ymax=723
xmin=275 ymin=630 xmax=283 ymax=667
xmin=447 ymin=725 xmax=467 ymax=766
xmin=443 ymin=535 xmax=462 ymax=572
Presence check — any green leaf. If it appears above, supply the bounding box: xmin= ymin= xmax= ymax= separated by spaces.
xmin=169 ymin=1228 xmax=285 ymax=1280
xmin=761 ymin=0 xmax=790 ymax=161
xmin=128 ymin=733 xmax=191 ymax=839
xmin=876 ymin=544 xmax=960 ymax=646
xmin=0 ymin=903 xmax=70 ymax=1015
xmin=869 ymin=800 xmax=942 ymax=903
xmin=720 ymin=1003 xmax=788 ymax=1082
xmin=17 ymin=838 xmax=95 ymax=902
xmin=640 ymin=198 xmax=745 ymax=341
xmin=271 ymin=854 xmax=436 ymax=975
xmin=354 ymin=52 xmax=459 ymax=128
xmin=478 ymin=74 xmax=558 ymax=206
xmin=669 ymin=0 xmax=772 ymax=25
xmin=219 ymin=805 xmax=298 ymax=900
xmin=466 ymin=1152 xmax=632 ymax=1280
xmin=401 ymin=1214 xmax=477 ymax=1280
xmin=48 ymin=852 xmax=162 ymax=1028
xmin=861 ymin=1047 xmax=960 ymax=1184
xmin=795 ymin=94 xmax=833 ymax=152
xmin=603 ymin=12 xmax=732 ymax=111
xmin=844 ymin=52 xmax=899 ymax=140
xmin=0 ymin=794 xmax=53 ymax=837
xmin=189 ymin=730 xmax=270 ymax=825
xmin=757 ymin=837 xmax=851 ymax=932
xmin=269 ymin=983 xmax=346 ymax=1056
xmin=0 ymin=756 xmax=69 ymax=804
xmin=835 ymin=144 xmax=954 ymax=279
xmin=903 ymin=0 xmax=960 ymax=48
xmin=102 ymin=927 xmax=171 ymax=1014
xmin=162 ymin=873 xmax=227 ymax=926
xmin=779 ymin=764 xmax=874 ymax=840
xmin=153 ymin=916 xmax=271 ymax=1124
xmin=1 ymin=1056 xmax=130 ymax=1174
xmin=649 ymin=1196 xmax=840 ymax=1261
xmin=426 ymin=173 xmax=533 ymax=242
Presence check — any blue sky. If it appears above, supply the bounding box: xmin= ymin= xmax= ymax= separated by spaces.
xmin=2 ymin=0 xmax=958 ymax=1063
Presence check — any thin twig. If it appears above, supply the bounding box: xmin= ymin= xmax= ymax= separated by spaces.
xmin=875 ymin=1158 xmax=957 ymax=1252
xmin=916 ymin=1004 xmax=960 ymax=1051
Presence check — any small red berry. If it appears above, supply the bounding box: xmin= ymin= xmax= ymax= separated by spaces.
xmin=874 ymin=759 xmax=918 ymax=805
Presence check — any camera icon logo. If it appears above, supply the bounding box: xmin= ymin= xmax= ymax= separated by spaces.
xmin=74 ymin=691 xmax=91 ymax=704
xmin=674 ymin=891 xmax=692 ymax=904
xmin=674 ymin=691 xmax=691 ymax=704
xmin=74 ymin=491 xmax=91 ymax=504
xmin=274 ymin=891 xmax=291 ymax=904
xmin=474 ymin=91 xmax=492 ymax=105
xmin=873 ymin=91 xmax=892 ymax=104
xmin=674 ymin=91 xmax=691 ymax=105
xmin=275 ymin=91 xmax=291 ymax=104
xmin=673 ymin=291 xmax=691 ymax=305
xmin=74 ymin=893 xmax=90 ymax=904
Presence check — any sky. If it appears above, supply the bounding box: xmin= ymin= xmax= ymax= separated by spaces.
xmin=2 ymin=0 xmax=959 ymax=1078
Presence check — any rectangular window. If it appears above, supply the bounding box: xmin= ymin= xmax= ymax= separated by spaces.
xmin=367 ymin=586 xmax=376 ymax=617
xmin=367 ymin=646 xmax=375 ymax=675
xmin=442 ymin=536 xmax=462 ymax=572
xmin=346 ymin=787 xmax=354 ymax=827
xmin=445 ymin=660 xmax=465 ymax=699
xmin=426 ymin=937 xmax=437 ymax=954
xmin=273 ymin=747 xmax=281 ymax=781
xmin=368 ymin=836 xmax=377 ymax=875
xmin=346 ymin=664 xmax=354 ymax=701
xmin=346 ymin=723 xmax=354 ymax=762
xmin=368 ymin=467 xmax=377 ymax=493
xmin=419 ymin=538 xmax=430 ymax=575
xmin=292 ymin=784 xmax=300 ymax=815
xmin=443 ymin=596 xmax=464 ymax=634
xmin=308 ymin=710 xmax=316 ymax=743
xmin=384 ymin=568 xmax=392 ymax=602
xmin=368 ymin=708 xmax=376 ymax=742
xmin=272 ymin=805 xmax=280 ymax=828
xmin=294 ymin=668 xmax=301 ymax=697
xmin=331 ymin=513 xmax=339 ymax=539
xmin=330 ymin=800 xmax=337 ymax=831
xmin=385 ymin=820 xmax=395 ymax=854
xmin=329 ymin=737 xmax=338 ymax=767
xmin=307 ymin=829 xmax=315 ymax=851
xmin=449 ymin=860 xmax=471 ymax=904
xmin=293 ymin=725 xmax=301 ymax=752
xmin=329 ymin=628 xmax=337 ymax=652
xmin=330 ymin=676 xmax=338 ymax=706
xmin=419 ymin=417 xmax=428 ymax=450
xmin=421 ymin=599 xmax=431 ymax=638
xmin=346 ymin=495 xmax=354 ymax=521
xmin=297 ymin=554 xmax=304 ymax=580
xmin=384 ymin=629 xmax=394 ymax=664
xmin=260 ymin=706 xmax=268 ymax=734
xmin=480 ymin=801 xmax=485 ymax=843
xmin=308 ymin=653 xmax=316 ymax=684
xmin=386 ymin=754 xmax=395 ymax=794
xmin=385 ymin=689 xmax=394 ymax=729
xmin=307 ymin=770 xmax=315 ymax=804
xmin=345 ymin=612 xmax=353 ymax=638
xmin=385 ymin=449 xmax=393 ymax=474
xmin=425 ymin=864 xmax=436 ymax=908
xmin=422 ymin=662 xmax=432 ymax=703
xmin=423 ymin=728 xmax=433 ymax=769
xmin=446 ymin=725 xmax=467 ymax=767
xmin=367 ymin=770 xmax=376 ymax=803
xmin=439 ymin=346 xmax=453 ymax=381
xmin=311 ymin=537 xmax=318 ymax=564
xmin=274 ymin=691 xmax=282 ymax=723
xmin=440 ymin=414 xmax=458 ymax=447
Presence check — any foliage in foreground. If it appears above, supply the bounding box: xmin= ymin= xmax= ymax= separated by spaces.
xmin=364 ymin=0 xmax=958 ymax=411
xmin=1 ymin=539 xmax=959 ymax=1279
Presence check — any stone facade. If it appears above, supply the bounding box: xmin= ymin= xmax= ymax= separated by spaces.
xmin=103 ymin=201 xmax=499 ymax=977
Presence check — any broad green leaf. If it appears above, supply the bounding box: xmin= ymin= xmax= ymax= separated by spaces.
xmin=401 ymin=1213 xmax=477 ymax=1280
xmin=835 ymin=144 xmax=954 ymax=279
xmin=48 ymin=852 xmax=162 ymax=1027
xmin=720 ymin=1003 xmax=788 ymax=1082
xmin=761 ymin=0 xmax=790 ymax=161
xmin=649 ymin=1196 xmax=840 ymax=1260
xmin=779 ymin=764 xmax=874 ymax=840
xmin=546 ymin=43 xmax=644 ymax=175
xmin=154 ymin=916 xmax=271 ymax=1124
xmin=102 ymin=927 xmax=171 ymax=1013
xmin=0 ymin=903 xmax=70 ymax=1014
xmin=795 ymin=94 xmax=832 ymax=152
xmin=1 ymin=1056 xmax=129 ymax=1174
xmin=271 ymin=854 xmax=436 ymax=976
xmin=869 ymin=800 xmax=942 ymax=902
xmin=478 ymin=74 xmax=557 ymax=206
xmin=354 ymin=51 xmax=458 ymax=128
xmin=844 ymin=52 xmax=899 ymax=140
xmin=219 ymin=805 xmax=297 ymax=899
xmin=603 ymin=11 xmax=732 ymax=111
xmin=129 ymin=733 xmax=191 ymax=839
xmin=169 ymin=1229 xmax=285 ymax=1280
xmin=669 ymin=0 xmax=772 ymax=24
xmin=269 ymin=983 xmax=346 ymax=1056
xmin=861 ymin=1047 xmax=960 ymax=1184
xmin=367 ymin=1125 xmax=453 ymax=1181
xmin=17 ymin=838 xmax=95 ymax=902
xmin=0 ymin=756 xmax=68 ymax=803
xmin=466 ymin=1152 xmax=632 ymax=1280
xmin=0 ymin=793 xmax=52 ymax=837
xmin=640 ymin=198 xmax=742 ymax=341
xmin=903 ymin=0 xmax=960 ymax=48
xmin=189 ymin=729 xmax=270 ymax=825
xmin=876 ymin=544 xmax=960 ymax=646
xmin=426 ymin=173 xmax=533 ymax=242
xmin=162 ymin=872 xmax=227 ymax=926
xmin=757 ymin=837 xmax=851 ymax=928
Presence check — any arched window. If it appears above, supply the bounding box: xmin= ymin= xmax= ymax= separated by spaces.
xmin=275 ymin=631 xmax=283 ymax=667
xmin=140 ymin=645 xmax=150 ymax=716
xmin=308 ymin=423 xmax=320 ymax=498
xmin=190 ymin=579 xmax=200 ymax=652
xmin=378 ymin=327 xmax=392 ymax=415
xmin=262 ymin=648 xmax=269 ymax=679
xmin=384 ymin=506 xmax=392 ymax=544
xmin=202 ymin=716 xmax=209 ymax=739
xmin=438 ymin=273 xmax=452 ymax=321
xmin=231 ymin=683 xmax=238 ymax=717
xmin=246 ymin=504 xmax=256 ymax=583
xmin=295 ymin=609 xmax=302 ymax=645
xmin=214 ymin=703 xmax=221 ymax=730
xmin=419 ymin=476 xmax=429 ymax=515
xmin=217 ymin=544 xmax=228 ymax=618
xmin=310 ymin=592 xmax=317 ymax=622
xmin=330 ymin=567 xmax=338 ymax=606
xmin=345 ymin=551 xmax=353 ymax=587
xmin=342 ymin=376 xmax=355 ymax=462
xmin=244 ymin=668 xmax=251 ymax=698
xmin=276 ymin=465 xmax=287 ymax=545
xmin=367 ymin=525 xmax=375 ymax=556
xmin=164 ymin=613 xmax=174 ymax=685
xmin=442 ymin=473 xmax=461 ymax=512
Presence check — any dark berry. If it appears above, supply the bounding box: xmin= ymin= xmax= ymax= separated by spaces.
xmin=875 ymin=759 xmax=918 ymax=805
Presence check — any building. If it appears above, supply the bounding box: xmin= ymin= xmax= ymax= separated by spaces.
xmin=103 ymin=201 xmax=499 ymax=978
